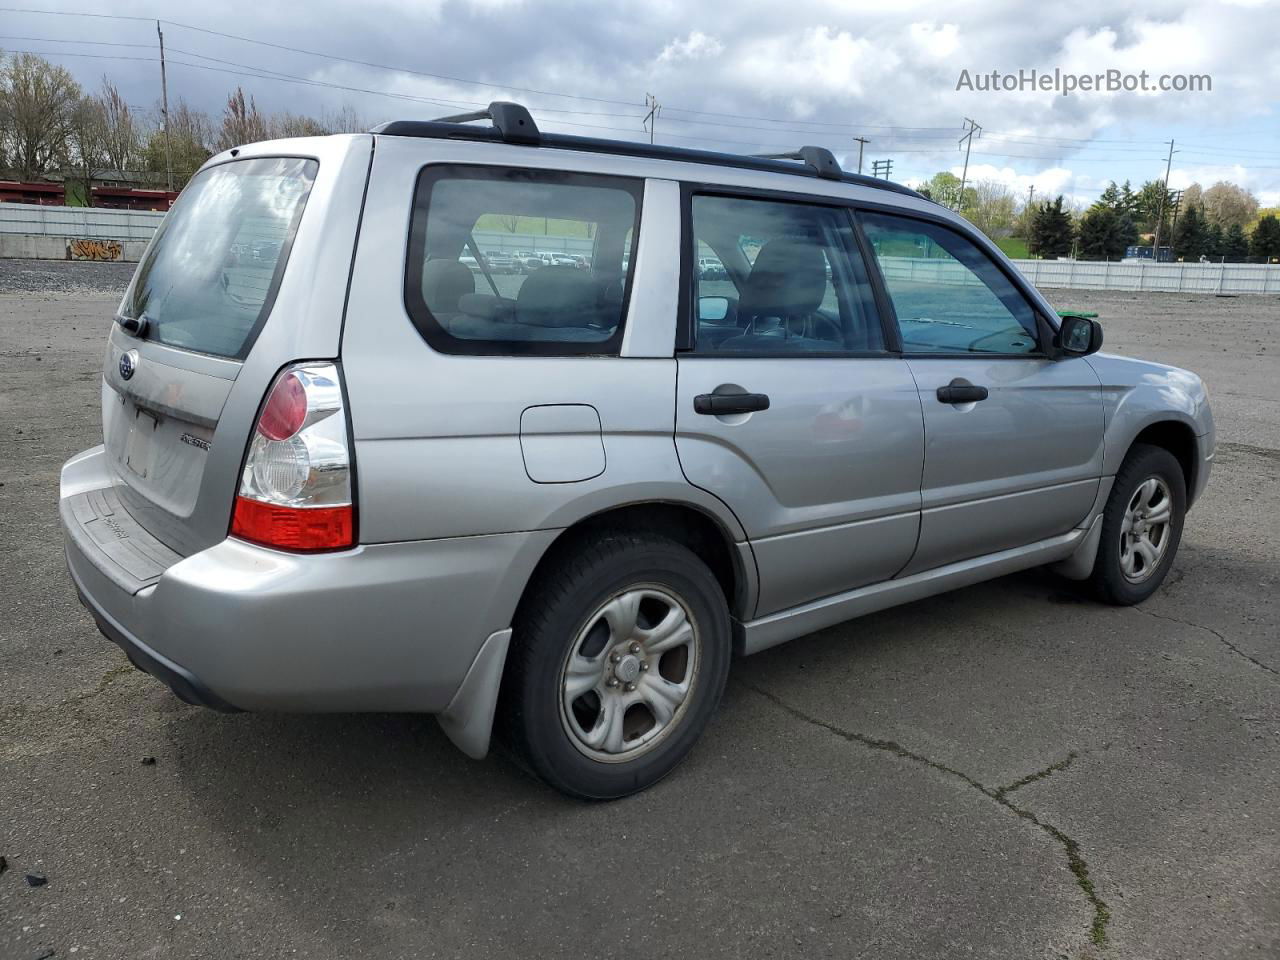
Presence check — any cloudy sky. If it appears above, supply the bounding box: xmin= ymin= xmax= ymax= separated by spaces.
xmin=4 ymin=0 xmax=1279 ymax=205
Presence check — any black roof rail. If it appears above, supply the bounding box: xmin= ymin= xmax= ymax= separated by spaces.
xmin=373 ymin=100 xmax=540 ymax=146
xmin=753 ymin=146 xmax=842 ymax=181
xmin=369 ymin=102 xmax=924 ymax=201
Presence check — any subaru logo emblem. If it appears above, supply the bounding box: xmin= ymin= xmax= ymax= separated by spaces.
xmin=119 ymin=350 xmax=138 ymax=381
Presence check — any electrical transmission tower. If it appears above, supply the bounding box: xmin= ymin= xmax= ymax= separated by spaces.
xmin=871 ymin=159 xmax=893 ymax=180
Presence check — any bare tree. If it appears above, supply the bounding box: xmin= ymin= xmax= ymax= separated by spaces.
xmin=966 ymin=180 xmax=1017 ymax=239
xmin=143 ymin=98 xmax=211 ymax=189
xmin=270 ymin=111 xmax=329 ymax=139
xmin=99 ymin=77 xmax=140 ymax=175
xmin=323 ymin=103 xmax=367 ymax=134
xmin=0 ymin=53 xmax=83 ymax=180
xmin=217 ymin=87 xmax=268 ymax=151
xmin=67 ymin=95 xmax=108 ymax=204
xmin=499 ymin=214 xmax=521 ymax=233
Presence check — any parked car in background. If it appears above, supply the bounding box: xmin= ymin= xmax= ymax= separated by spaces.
xmin=698 ymin=257 xmax=727 ymax=279
xmin=61 ymin=102 xmax=1214 ymax=802
xmin=511 ymin=250 xmax=543 ymax=273
xmin=483 ymin=250 xmax=517 ymax=274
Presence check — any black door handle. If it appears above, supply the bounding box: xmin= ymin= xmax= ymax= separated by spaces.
xmin=694 ymin=392 xmax=771 ymax=415
xmin=936 ymin=379 xmax=988 ymax=404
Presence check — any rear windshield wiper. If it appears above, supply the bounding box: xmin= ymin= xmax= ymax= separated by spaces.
xmin=116 ymin=315 xmax=150 ymax=338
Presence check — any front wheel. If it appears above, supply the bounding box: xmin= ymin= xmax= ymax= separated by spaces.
xmin=1089 ymin=443 xmax=1187 ymax=605
xmin=500 ymin=532 xmax=731 ymax=799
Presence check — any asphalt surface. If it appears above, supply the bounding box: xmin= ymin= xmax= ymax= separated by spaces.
xmin=1 ymin=259 xmax=1277 ymax=959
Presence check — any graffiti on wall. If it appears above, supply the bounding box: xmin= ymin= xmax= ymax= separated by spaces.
xmin=67 ymin=238 xmax=123 ymax=261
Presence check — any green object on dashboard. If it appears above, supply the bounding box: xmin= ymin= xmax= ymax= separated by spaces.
xmin=1056 ymin=309 xmax=1099 ymax=319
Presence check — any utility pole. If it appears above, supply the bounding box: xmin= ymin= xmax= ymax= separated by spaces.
xmin=1168 ymin=188 xmax=1185 ymax=257
xmin=956 ymin=117 xmax=982 ymax=211
xmin=1152 ymin=139 xmax=1177 ymax=261
xmin=643 ymin=93 xmax=661 ymax=145
xmin=871 ymin=159 xmax=893 ymax=180
xmin=852 ymin=136 xmax=870 ymax=175
xmin=156 ymin=20 xmax=173 ymax=193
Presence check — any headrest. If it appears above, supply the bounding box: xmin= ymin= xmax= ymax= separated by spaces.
xmin=516 ymin=265 xmax=599 ymax=327
xmin=421 ymin=258 xmax=475 ymax=314
xmin=737 ymin=238 xmax=827 ymax=321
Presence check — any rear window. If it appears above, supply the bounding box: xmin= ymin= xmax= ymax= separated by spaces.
xmin=404 ymin=165 xmax=642 ymax=356
xmin=121 ymin=156 xmax=317 ymax=360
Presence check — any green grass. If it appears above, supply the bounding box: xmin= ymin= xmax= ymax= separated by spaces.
xmin=995 ymin=236 xmax=1030 ymax=259
xmin=473 ymin=214 xmax=593 ymax=237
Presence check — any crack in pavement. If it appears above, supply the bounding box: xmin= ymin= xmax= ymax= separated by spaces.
xmin=746 ymin=683 xmax=1111 ymax=946
xmin=994 ymin=750 xmax=1079 ymax=800
xmin=1133 ymin=606 xmax=1279 ymax=679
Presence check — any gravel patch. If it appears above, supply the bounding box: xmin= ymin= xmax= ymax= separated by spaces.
xmin=0 ymin=258 xmax=135 ymax=297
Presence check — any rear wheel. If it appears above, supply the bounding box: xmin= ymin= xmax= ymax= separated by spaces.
xmin=1089 ymin=443 xmax=1186 ymax=605
xmin=500 ymin=532 xmax=731 ymax=799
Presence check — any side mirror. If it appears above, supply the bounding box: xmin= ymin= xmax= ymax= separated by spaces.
xmin=698 ymin=296 xmax=730 ymax=322
xmin=1056 ymin=315 xmax=1103 ymax=357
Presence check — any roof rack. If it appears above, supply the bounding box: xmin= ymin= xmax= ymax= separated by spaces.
xmin=375 ymin=101 xmax=541 ymax=145
xmin=752 ymin=147 xmax=843 ymax=181
xmin=369 ymin=101 xmax=924 ymax=200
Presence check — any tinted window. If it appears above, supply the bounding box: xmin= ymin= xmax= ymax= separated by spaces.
xmin=121 ymin=157 xmax=317 ymax=360
xmin=859 ymin=212 xmax=1040 ymax=355
xmin=690 ymin=195 xmax=883 ymax=355
xmin=405 ymin=166 xmax=641 ymax=356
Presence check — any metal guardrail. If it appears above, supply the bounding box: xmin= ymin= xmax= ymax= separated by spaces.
xmin=0 ymin=202 xmax=165 ymax=241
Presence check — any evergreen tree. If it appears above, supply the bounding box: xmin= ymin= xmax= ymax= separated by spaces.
xmin=1174 ymin=206 xmax=1208 ymax=261
xmin=1223 ymin=223 xmax=1249 ymax=262
xmin=1251 ymin=215 xmax=1280 ymax=262
xmin=1204 ymin=223 xmax=1225 ymax=261
xmin=1077 ymin=206 xmax=1136 ymax=260
xmin=1096 ymin=181 xmax=1122 ymax=211
xmin=1028 ymin=196 xmax=1073 ymax=259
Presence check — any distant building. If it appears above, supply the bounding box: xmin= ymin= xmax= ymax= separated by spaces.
xmin=91 ymin=186 xmax=177 ymax=211
xmin=0 ymin=181 xmax=66 ymax=205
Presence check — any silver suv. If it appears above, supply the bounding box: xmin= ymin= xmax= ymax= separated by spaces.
xmin=60 ymin=102 xmax=1214 ymax=799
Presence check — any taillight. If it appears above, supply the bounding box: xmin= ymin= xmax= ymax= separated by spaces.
xmin=231 ymin=362 xmax=355 ymax=551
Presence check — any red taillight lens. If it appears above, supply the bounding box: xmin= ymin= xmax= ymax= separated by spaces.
xmin=231 ymin=497 xmax=353 ymax=551
xmin=257 ymin=371 xmax=307 ymax=441
xmin=232 ymin=363 xmax=355 ymax=553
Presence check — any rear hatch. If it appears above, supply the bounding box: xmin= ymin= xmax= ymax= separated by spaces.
xmin=95 ymin=145 xmax=366 ymax=561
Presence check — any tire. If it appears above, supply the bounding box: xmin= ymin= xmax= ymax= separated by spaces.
xmin=1089 ymin=443 xmax=1186 ymax=605
xmin=499 ymin=531 xmax=731 ymax=800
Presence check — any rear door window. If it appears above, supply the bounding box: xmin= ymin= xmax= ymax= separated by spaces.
xmin=404 ymin=165 xmax=642 ymax=356
xmin=689 ymin=194 xmax=884 ymax=355
xmin=121 ymin=156 xmax=317 ymax=360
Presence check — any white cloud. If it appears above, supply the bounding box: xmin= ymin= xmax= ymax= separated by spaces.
xmin=908 ymin=21 xmax=960 ymax=59
xmin=657 ymin=31 xmax=724 ymax=63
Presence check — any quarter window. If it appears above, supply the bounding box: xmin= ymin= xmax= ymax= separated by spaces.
xmin=405 ymin=166 xmax=642 ymax=355
xmin=859 ymin=212 xmax=1041 ymax=355
xmin=690 ymin=195 xmax=884 ymax=355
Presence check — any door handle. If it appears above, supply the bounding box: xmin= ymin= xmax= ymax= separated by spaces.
xmin=936 ymin=379 xmax=988 ymax=404
xmin=694 ymin=392 xmax=771 ymax=416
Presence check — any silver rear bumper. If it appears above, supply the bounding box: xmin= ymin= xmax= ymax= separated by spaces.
xmin=61 ymin=446 xmax=555 ymax=716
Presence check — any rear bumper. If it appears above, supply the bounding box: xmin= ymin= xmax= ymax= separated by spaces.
xmin=70 ymin=567 xmax=240 ymax=712
xmin=62 ymin=447 xmax=556 ymax=713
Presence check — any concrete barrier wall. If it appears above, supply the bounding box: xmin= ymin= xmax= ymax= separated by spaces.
xmin=0 ymin=234 xmax=150 ymax=261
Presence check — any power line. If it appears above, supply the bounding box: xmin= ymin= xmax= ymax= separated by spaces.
xmin=0 ymin=9 xmax=1202 ymax=146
